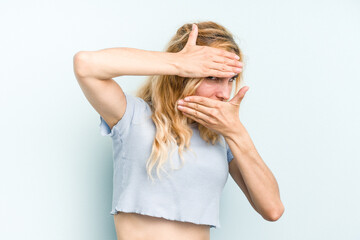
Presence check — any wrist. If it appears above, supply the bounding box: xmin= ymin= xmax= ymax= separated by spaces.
xmin=223 ymin=120 xmax=244 ymax=139
xmin=223 ymin=121 xmax=254 ymax=152
xmin=163 ymin=52 xmax=181 ymax=76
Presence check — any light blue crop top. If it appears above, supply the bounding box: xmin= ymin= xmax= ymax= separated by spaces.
xmin=99 ymin=92 xmax=234 ymax=229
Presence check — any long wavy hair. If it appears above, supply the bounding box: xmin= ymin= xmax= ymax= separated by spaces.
xmin=135 ymin=21 xmax=245 ymax=183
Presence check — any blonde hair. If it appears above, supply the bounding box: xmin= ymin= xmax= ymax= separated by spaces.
xmin=135 ymin=21 xmax=244 ymax=183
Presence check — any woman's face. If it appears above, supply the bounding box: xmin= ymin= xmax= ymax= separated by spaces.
xmin=194 ymin=74 xmax=238 ymax=102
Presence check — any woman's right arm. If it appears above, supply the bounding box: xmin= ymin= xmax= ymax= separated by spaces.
xmin=73 ymin=25 xmax=242 ymax=131
xmin=73 ymin=48 xmax=179 ymax=80
xmin=73 ymin=48 xmax=187 ymax=131
xmin=74 ymin=44 xmax=242 ymax=80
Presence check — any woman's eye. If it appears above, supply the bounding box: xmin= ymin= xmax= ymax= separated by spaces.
xmin=206 ymin=76 xmax=236 ymax=82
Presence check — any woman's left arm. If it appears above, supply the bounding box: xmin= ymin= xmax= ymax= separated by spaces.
xmin=224 ymin=121 xmax=285 ymax=221
xmin=176 ymin=87 xmax=284 ymax=220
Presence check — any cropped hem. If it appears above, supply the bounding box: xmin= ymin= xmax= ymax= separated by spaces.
xmin=109 ymin=207 xmax=219 ymax=229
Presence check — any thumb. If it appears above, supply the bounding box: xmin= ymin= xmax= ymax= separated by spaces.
xmin=230 ymin=86 xmax=249 ymax=104
xmin=186 ymin=24 xmax=198 ymax=47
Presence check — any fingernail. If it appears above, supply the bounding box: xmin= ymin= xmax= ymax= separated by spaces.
xmin=235 ymin=55 xmax=240 ymax=60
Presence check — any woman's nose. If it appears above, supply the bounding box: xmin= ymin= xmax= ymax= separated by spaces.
xmin=216 ymin=84 xmax=232 ymax=101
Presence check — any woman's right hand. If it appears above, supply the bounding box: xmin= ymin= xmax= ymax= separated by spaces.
xmin=175 ymin=24 xmax=243 ymax=78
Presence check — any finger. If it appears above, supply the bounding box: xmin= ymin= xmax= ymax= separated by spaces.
xmin=214 ymin=48 xmax=240 ymax=60
xmin=207 ymin=69 xmax=237 ymax=78
xmin=240 ymin=86 xmax=250 ymax=99
xmin=178 ymin=101 xmax=214 ymax=117
xmin=183 ymin=95 xmax=219 ymax=108
xmin=207 ymin=62 xmax=242 ymax=74
xmin=211 ymin=56 xmax=243 ymax=68
xmin=179 ymin=106 xmax=211 ymax=125
xmin=182 ymin=112 xmax=208 ymax=127
xmin=231 ymin=86 xmax=249 ymax=104
xmin=186 ymin=24 xmax=198 ymax=46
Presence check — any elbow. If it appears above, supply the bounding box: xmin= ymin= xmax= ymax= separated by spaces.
xmin=263 ymin=203 xmax=285 ymax=222
xmin=73 ymin=51 xmax=91 ymax=79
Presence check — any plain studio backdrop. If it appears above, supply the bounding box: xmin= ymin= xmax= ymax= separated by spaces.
xmin=1 ymin=0 xmax=359 ymax=239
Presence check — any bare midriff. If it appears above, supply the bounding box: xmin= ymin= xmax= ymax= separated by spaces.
xmin=114 ymin=212 xmax=210 ymax=240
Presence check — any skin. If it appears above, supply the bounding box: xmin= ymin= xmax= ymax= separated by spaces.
xmin=114 ymin=212 xmax=210 ymax=240
xmin=78 ymin=23 xmax=283 ymax=239
xmin=178 ymin=75 xmax=246 ymax=137
xmin=113 ymin=79 xmax=284 ymax=240
xmin=113 ymin=68 xmax=284 ymax=240
xmin=113 ymin=78 xmax=244 ymax=240
xmin=176 ymin=82 xmax=285 ymax=222
xmin=195 ymin=75 xmax=238 ymax=101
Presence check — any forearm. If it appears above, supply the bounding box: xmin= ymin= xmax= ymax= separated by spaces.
xmin=74 ymin=47 xmax=179 ymax=79
xmin=224 ymin=121 xmax=284 ymax=220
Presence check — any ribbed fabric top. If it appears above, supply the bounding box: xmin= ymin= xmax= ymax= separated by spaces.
xmin=99 ymin=92 xmax=234 ymax=229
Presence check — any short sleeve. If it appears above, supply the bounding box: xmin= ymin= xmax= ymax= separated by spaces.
xmin=226 ymin=141 xmax=234 ymax=163
xmin=99 ymin=92 xmax=139 ymax=138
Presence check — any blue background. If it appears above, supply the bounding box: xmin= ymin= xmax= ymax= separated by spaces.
xmin=1 ymin=0 xmax=359 ymax=239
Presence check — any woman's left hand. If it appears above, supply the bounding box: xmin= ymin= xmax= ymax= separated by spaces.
xmin=176 ymin=86 xmax=250 ymax=137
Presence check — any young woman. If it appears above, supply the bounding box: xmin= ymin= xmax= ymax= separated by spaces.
xmin=73 ymin=21 xmax=284 ymax=240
